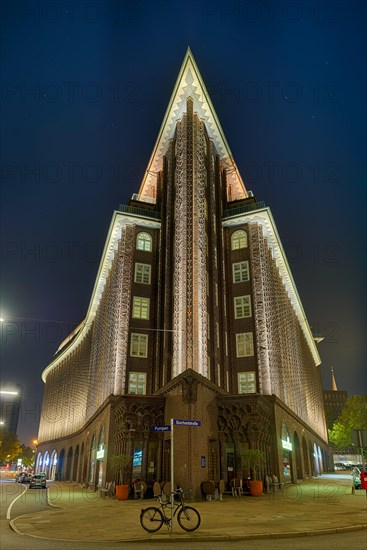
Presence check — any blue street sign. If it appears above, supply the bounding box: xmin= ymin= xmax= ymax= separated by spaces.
xmin=173 ymin=419 xmax=201 ymax=427
xmin=152 ymin=425 xmax=171 ymax=432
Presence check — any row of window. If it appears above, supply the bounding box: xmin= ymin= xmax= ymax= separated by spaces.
xmin=133 ymin=260 xmax=248 ymax=287
xmin=130 ymin=331 xmax=254 ymax=359
xmin=136 ymin=230 xmax=248 ymax=254
xmin=132 ymin=295 xmax=252 ymax=321
xmin=128 ymin=371 xmax=256 ymax=395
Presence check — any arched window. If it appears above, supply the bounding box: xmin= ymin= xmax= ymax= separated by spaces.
xmin=89 ymin=434 xmax=96 ymax=484
xmin=136 ymin=232 xmax=152 ymax=252
xmin=231 ymin=230 xmax=247 ymax=250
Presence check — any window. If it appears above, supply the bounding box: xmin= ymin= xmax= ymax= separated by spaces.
xmin=136 ymin=232 xmax=152 ymax=251
xmin=216 ymin=322 xmax=220 ymax=348
xmin=217 ymin=364 xmax=221 ymax=386
xmin=134 ymin=263 xmax=151 ymax=284
xmin=130 ymin=333 xmax=148 ymax=358
xmin=232 ymin=261 xmax=249 ymax=283
xmin=129 ymin=372 xmax=146 ymax=395
xmin=225 ymin=331 xmax=228 ymax=356
xmin=132 ymin=297 xmax=150 ymax=319
xmin=231 ymin=230 xmax=247 ymax=250
xmin=234 ymin=295 xmax=252 ymax=318
xmin=238 ymin=372 xmax=256 ymax=394
xmin=215 ymin=283 xmax=218 ymax=306
xmin=207 ymin=356 xmax=211 ymax=380
xmin=236 ymin=332 xmax=254 ymax=357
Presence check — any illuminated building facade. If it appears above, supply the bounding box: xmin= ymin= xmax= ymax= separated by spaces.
xmin=36 ymin=50 xmax=328 ymax=493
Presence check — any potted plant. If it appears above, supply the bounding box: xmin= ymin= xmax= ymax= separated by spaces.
xmin=241 ymin=449 xmax=265 ymax=497
xmin=110 ymin=454 xmax=132 ymax=500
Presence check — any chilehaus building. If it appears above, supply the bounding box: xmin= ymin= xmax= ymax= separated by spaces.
xmin=36 ymin=50 xmax=329 ymax=495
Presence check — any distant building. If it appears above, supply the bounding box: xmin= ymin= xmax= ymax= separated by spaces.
xmin=0 ymin=383 xmax=22 ymax=434
xmin=36 ymin=50 xmax=328 ymax=494
xmin=323 ymin=368 xmax=348 ymax=431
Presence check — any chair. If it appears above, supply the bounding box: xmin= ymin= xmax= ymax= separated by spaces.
xmin=161 ymin=481 xmax=171 ymax=498
xmin=201 ymin=480 xmax=215 ymax=501
xmin=99 ymin=482 xmax=110 ymax=498
xmin=153 ymin=481 xmax=161 ymax=497
xmin=134 ymin=480 xmax=147 ymax=499
xmin=108 ymin=481 xmax=116 ymax=498
xmin=230 ymin=477 xmax=242 ymax=497
xmin=218 ymin=479 xmax=226 ymax=501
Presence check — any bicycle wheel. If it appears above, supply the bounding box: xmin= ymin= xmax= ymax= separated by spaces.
xmin=177 ymin=506 xmax=201 ymax=532
xmin=140 ymin=507 xmax=164 ymax=533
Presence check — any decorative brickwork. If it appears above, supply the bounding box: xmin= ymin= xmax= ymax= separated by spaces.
xmin=38 ymin=51 xmax=328 ymax=492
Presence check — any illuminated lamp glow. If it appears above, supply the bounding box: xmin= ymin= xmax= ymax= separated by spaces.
xmin=96 ymin=448 xmax=105 ymax=460
xmin=281 ymin=437 xmax=293 ymax=451
xmin=0 ymin=390 xmax=19 ymax=395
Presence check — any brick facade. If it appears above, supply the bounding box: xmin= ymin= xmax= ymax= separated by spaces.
xmin=37 ymin=51 xmax=329 ymax=496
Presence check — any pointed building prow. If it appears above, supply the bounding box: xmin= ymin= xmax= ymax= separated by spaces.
xmin=137 ymin=48 xmax=248 ymax=204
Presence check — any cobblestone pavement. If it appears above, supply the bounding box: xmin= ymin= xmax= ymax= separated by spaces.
xmin=11 ymin=474 xmax=367 ymax=542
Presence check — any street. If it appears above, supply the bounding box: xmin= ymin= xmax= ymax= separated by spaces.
xmin=1 ymin=479 xmax=366 ymax=550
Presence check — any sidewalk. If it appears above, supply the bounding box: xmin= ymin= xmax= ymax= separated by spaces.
xmin=11 ymin=475 xmax=367 ymax=542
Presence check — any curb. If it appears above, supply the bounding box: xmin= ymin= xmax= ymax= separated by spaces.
xmin=9 ymin=518 xmax=367 ymax=543
xmin=46 ymin=487 xmax=63 ymax=509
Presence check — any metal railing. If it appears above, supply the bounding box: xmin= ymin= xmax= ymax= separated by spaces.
xmin=117 ymin=204 xmax=161 ymax=220
xmin=223 ymin=201 xmax=266 ymax=218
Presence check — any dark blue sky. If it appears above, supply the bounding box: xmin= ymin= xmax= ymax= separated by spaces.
xmin=1 ymin=0 xmax=366 ymax=445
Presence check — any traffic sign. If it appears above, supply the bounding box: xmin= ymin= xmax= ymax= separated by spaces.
xmin=173 ymin=419 xmax=201 ymax=426
xmin=152 ymin=425 xmax=171 ymax=432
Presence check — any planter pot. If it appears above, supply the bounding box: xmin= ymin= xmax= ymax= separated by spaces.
xmin=249 ymin=480 xmax=263 ymax=497
xmin=116 ymin=484 xmax=129 ymax=500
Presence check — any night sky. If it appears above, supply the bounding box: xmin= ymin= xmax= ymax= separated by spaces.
xmin=1 ymin=0 xmax=366 ymax=445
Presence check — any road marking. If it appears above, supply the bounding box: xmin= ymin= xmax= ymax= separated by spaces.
xmin=6 ymin=483 xmax=27 ymax=520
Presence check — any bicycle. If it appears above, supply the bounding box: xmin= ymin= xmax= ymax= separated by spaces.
xmin=140 ymin=487 xmax=201 ymax=533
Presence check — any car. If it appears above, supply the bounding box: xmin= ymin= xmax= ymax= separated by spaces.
xmin=15 ymin=472 xmax=32 ymax=483
xmin=352 ymin=466 xmax=362 ymax=489
xmin=17 ymin=472 xmax=32 ymax=483
xmin=334 ymin=462 xmax=348 ymax=471
xmin=29 ymin=474 xmax=47 ymax=489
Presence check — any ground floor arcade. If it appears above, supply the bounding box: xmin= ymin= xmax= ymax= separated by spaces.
xmin=36 ymin=371 xmax=329 ymax=496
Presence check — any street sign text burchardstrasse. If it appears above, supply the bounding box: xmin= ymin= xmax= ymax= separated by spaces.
xmin=173 ymin=419 xmax=201 ymax=426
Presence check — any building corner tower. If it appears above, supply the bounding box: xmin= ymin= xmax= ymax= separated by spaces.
xmin=36 ymin=49 xmax=329 ymax=494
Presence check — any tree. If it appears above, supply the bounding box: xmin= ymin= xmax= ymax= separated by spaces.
xmin=328 ymin=395 xmax=367 ymax=451
xmin=0 ymin=429 xmax=21 ymax=463
xmin=109 ymin=454 xmax=132 ymax=485
xmin=15 ymin=445 xmax=35 ymax=468
xmin=240 ymin=449 xmax=265 ymax=480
